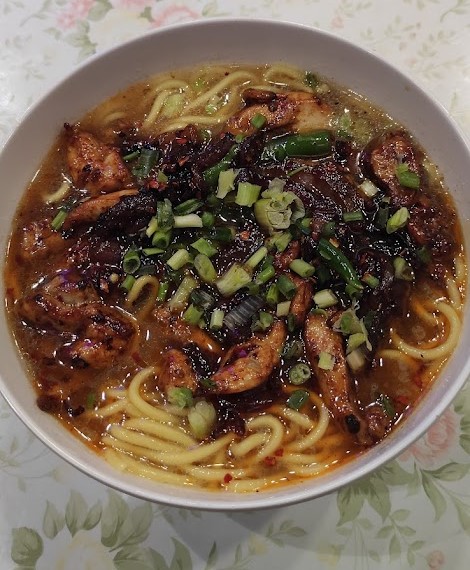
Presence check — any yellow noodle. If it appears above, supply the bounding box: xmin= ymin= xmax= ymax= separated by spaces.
xmin=287 ymin=397 xmax=330 ymax=452
xmin=149 ymin=78 xmax=189 ymax=92
xmin=104 ymin=388 xmax=127 ymax=399
xmin=392 ymin=301 xmax=460 ymax=361
xmin=124 ymin=417 xmax=195 ymax=446
xmin=104 ymin=449 xmax=191 ymax=485
xmin=225 ymin=477 xmax=276 ymax=492
xmin=44 ymin=179 xmax=71 ymax=204
xmin=103 ymin=432 xmax=181 ymax=455
xmin=128 ymin=367 xmax=177 ymax=423
xmin=102 ymin=110 xmax=126 ymax=124
xmin=454 ymin=254 xmax=466 ymax=284
xmin=446 ymin=277 xmax=462 ymax=309
xmin=150 ymin=433 xmax=235 ymax=466
xmin=277 ymin=406 xmax=314 ymax=430
xmin=230 ymin=433 xmax=267 ymax=458
xmin=161 ymin=113 xmax=229 ymax=132
xmin=410 ymin=298 xmax=439 ymax=326
xmin=94 ymin=399 xmax=127 ymax=418
xmin=108 ymin=425 xmax=184 ymax=453
xmin=183 ymin=70 xmax=255 ymax=111
xmin=377 ymin=348 xmax=420 ymax=366
xmin=186 ymin=466 xmax=248 ymax=482
xmin=143 ymin=89 xmax=174 ymax=126
xmin=125 ymin=275 xmax=159 ymax=317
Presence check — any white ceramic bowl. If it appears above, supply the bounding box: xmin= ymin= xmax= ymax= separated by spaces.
xmin=1 ymin=18 xmax=470 ymax=511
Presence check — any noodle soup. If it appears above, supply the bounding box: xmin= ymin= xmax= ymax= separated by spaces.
xmin=4 ymin=63 xmax=465 ymax=492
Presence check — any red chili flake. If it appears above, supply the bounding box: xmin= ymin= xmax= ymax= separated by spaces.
xmin=240 ymin=230 xmax=250 ymax=241
xmin=395 ymin=395 xmax=410 ymax=407
xmin=178 ymin=156 xmax=189 ymax=167
xmin=175 ymin=137 xmax=188 ymax=144
xmin=223 ymin=473 xmax=233 ymax=484
xmin=263 ymin=456 xmax=277 ymax=467
xmin=274 ymin=448 xmax=284 ymax=457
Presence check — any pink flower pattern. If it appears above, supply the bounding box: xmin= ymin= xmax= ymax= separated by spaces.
xmin=427 ymin=550 xmax=445 ymax=569
xmin=57 ymin=0 xmax=94 ymax=29
xmin=399 ymin=408 xmax=459 ymax=467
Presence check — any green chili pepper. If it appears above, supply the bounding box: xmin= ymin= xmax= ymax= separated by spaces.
xmin=317 ymin=238 xmax=363 ymax=295
xmin=261 ymin=130 xmax=332 ymax=162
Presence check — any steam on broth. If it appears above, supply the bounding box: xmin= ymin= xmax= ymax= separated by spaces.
xmin=4 ymin=63 xmax=465 ymax=492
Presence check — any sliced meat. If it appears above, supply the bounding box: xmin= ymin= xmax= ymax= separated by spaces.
xmin=19 ymin=219 xmax=66 ymax=261
xmin=362 ymin=131 xmax=421 ymax=207
xmin=65 ymin=126 xmax=131 ymax=195
xmin=157 ymin=348 xmax=198 ymax=394
xmin=408 ymin=198 xmax=456 ymax=258
xmin=273 ymin=240 xmax=301 ymax=271
xmin=153 ymin=306 xmax=222 ymax=359
xmin=212 ymin=320 xmax=287 ymax=394
xmin=304 ymin=312 xmax=373 ymax=446
xmin=225 ymin=90 xmax=331 ymax=136
xmin=289 ymin=275 xmax=314 ymax=327
xmin=63 ymin=189 xmax=138 ymax=230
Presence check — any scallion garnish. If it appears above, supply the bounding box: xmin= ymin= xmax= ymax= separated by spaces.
xmin=265 ymin=283 xmax=280 ymax=306
xmin=193 ymin=254 xmax=218 ymax=283
xmin=287 ymin=389 xmax=309 ymax=411
xmin=122 ymin=248 xmax=141 ymax=274
xmin=251 ymin=310 xmax=274 ymax=332
xmin=152 ymin=230 xmax=171 ymax=249
xmin=51 ymin=208 xmax=68 ymax=231
xmin=168 ymin=275 xmax=198 ymax=312
xmin=393 ymin=256 xmax=414 ymax=281
xmin=362 ymin=273 xmax=380 ymax=288
xmin=313 ymin=288 xmax=338 ymax=308
xmin=255 ymin=264 xmax=276 ymax=285
xmin=173 ymin=199 xmax=203 ymax=216
xmin=277 ymin=275 xmax=297 ymax=300
xmin=282 ymin=339 xmax=304 ymax=359
xmin=343 ymin=210 xmax=364 ymax=223
xmin=386 ymin=207 xmax=410 ymax=234
xmin=201 ymin=211 xmax=215 ymax=228
xmin=183 ymin=304 xmax=204 ymax=326
xmin=209 ymin=309 xmax=225 ymax=331
xmin=288 ymin=363 xmax=311 ymax=385
xmin=173 ymin=214 xmax=203 ymax=228
xmin=168 ymin=387 xmax=193 ymax=408
xmin=318 ymin=352 xmax=335 ymax=371
xmin=289 ymin=258 xmax=315 ymax=278
xmin=276 ymin=300 xmax=291 ymax=317
xmin=395 ymin=163 xmax=420 ymax=189
xmin=235 ymin=182 xmax=262 ymax=207
xmin=251 ymin=113 xmax=267 ymax=129
xmin=157 ymin=281 xmax=169 ymax=302
xmin=132 ymin=147 xmax=158 ymax=179
xmin=216 ymin=263 xmax=251 ymax=297
xmin=191 ymin=237 xmax=218 ymax=258
xmin=245 ymin=246 xmax=268 ymax=270
xmin=121 ymin=274 xmax=136 ymax=291
xmin=167 ymin=249 xmax=191 ymax=271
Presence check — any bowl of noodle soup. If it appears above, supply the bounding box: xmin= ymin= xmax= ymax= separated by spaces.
xmin=1 ymin=19 xmax=470 ymax=510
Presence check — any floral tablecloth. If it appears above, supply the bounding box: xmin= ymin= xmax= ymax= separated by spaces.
xmin=1 ymin=1 xmax=470 ymax=569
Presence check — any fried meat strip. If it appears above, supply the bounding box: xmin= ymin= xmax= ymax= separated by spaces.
xmin=225 ymin=90 xmax=331 ymax=136
xmin=65 ymin=126 xmax=130 ymax=195
xmin=304 ymin=312 xmax=376 ymax=446
xmin=157 ymin=349 xmax=198 ymax=394
xmin=212 ymin=320 xmax=287 ymax=394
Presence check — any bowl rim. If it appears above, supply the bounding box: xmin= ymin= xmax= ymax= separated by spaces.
xmin=1 ymin=17 xmax=470 ymax=511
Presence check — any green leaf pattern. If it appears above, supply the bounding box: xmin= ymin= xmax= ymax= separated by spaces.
xmin=1 ymin=1 xmax=470 ymax=569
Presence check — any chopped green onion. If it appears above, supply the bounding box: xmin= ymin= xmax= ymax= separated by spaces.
xmin=203 ymin=144 xmax=238 ymax=187
xmin=145 ymin=216 xmax=159 ymax=237
xmin=313 ymin=288 xmax=338 ymax=308
xmin=235 ymin=182 xmax=262 ymax=207
xmin=51 ymin=208 xmax=68 ymax=231
xmin=277 ymin=275 xmax=297 ymax=300
xmin=255 ymin=264 xmax=276 ymax=285
xmin=276 ymin=300 xmax=291 ymax=317
xmin=359 ymin=179 xmax=379 ymax=197
xmin=346 ymin=348 xmax=366 ymax=371
xmin=188 ymin=400 xmax=217 ymax=439
xmin=265 ymin=231 xmax=293 ymax=253
xmin=132 ymin=147 xmax=158 ymax=179
xmin=379 ymin=394 xmax=395 ymax=418
xmin=157 ymin=281 xmax=169 ymax=302
xmin=265 ymin=283 xmax=280 ymax=306
xmin=167 ymin=249 xmax=191 ymax=270
xmin=156 ymin=170 xmax=168 ymax=183
xmin=282 ymin=339 xmax=304 ymax=359
xmin=201 ymin=211 xmax=215 ymax=228
xmin=251 ymin=113 xmax=267 ymax=129
xmin=217 ymin=168 xmax=237 ymax=199
xmin=183 ymin=304 xmax=204 ymax=325
xmin=190 ymin=289 xmax=215 ymax=310
xmin=191 ymin=237 xmax=218 ymax=258
xmin=142 ymin=247 xmax=164 ymax=256
xmin=193 ymin=254 xmax=218 ymax=283
xmin=209 ymin=309 xmax=225 ymax=331
xmin=417 ymin=246 xmax=431 ymax=264
xmin=287 ymin=389 xmax=310 ymax=411
xmin=173 ymin=199 xmax=203 ymax=216
xmin=298 ymin=217 xmax=312 ymax=234
xmin=151 ymin=230 xmax=171 ymax=249
xmin=156 ymin=199 xmax=174 ymax=232
xmin=85 ymin=392 xmax=96 ymax=410
xmin=168 ymin=275 xmax=198 ymax=312
xmin=321 ymin=221 xmax=336 ymax=238
xmin=216 ymin=263 xmax=252 ymax=297
xmin=393 ymin=256 xmax=414 ymax=281
xmin=122 ymin=150 xmax=140 ymax=162
xmin=245 ymin=246 xmax=268 ymax=270
xmin=121 ymin=274 xmax=136 ymax=291
xmin=173 ymin=214 xmax=203 ymax=228
xmin=168 ymin=387 xmax=193 ymax=408
xmin=210 ymin=226 xmax=235 ymax=243
xmin=289 ymin=258 xmax=315 ymax=278
xmin=122 ymin=249 xmax=141 ymax=274
xmin=317 ymin=238 xmax=363 ymax=295
xmin=224 ymin=295 xmax=264 ymax=331
xmin=251 ymin=311 xmax=274 ymax=332
xmin=318 ymin=352 xmax=335 ymax=371
xmin=343 ymin=210 xmax=364 ymax=223
xmin=375 ymin=202 xmax=390 ymax=229
xmin=395 ymin=163 xmax=420 ymax=189
xmin=386 ymin=207 xmax=410 ymax=234
xmin=346 ymin=332 xmax=367 ymax=354
xmin=288 ymin=363 xmax=311 ymax=385
xmin=305 ymin=71 xmax=318 ymax=89
xmin=362 ymin=273 xmax=380 ymax=288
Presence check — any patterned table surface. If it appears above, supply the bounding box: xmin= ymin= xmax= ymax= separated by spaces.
xmin=1 ymin=1 xmax=470 ymax=569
